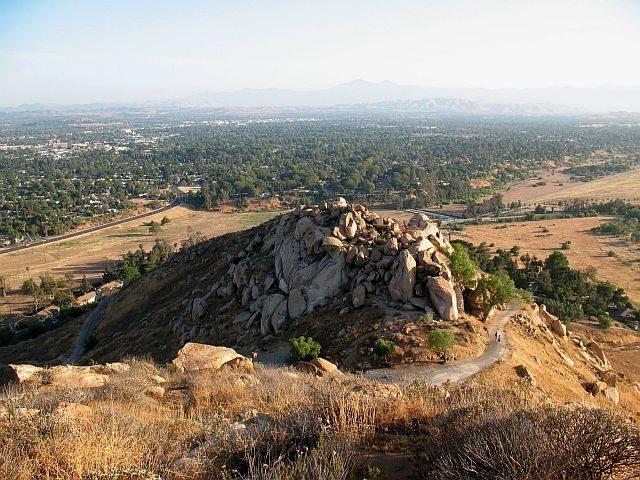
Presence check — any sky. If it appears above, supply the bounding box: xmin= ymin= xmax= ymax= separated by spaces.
xmin=0 ymin=0 xmax=639 ymax=106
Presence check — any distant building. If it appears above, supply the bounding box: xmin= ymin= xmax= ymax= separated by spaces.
xmin=35 ymin=305 xmax=61 ymax=321
xmin=99 ymin=279 xmax=124 ymax=297
xmin=74 ymin=291 xmax=98 ymax=306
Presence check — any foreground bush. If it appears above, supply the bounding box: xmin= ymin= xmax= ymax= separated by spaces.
xmin=417 ymin=405 xmax=640 ymax=480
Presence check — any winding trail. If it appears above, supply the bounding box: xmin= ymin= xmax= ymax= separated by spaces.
xmin=67 ymin=297 xmax=113 ymax=364
xmin=364 ymin=304 xmax=520 ymax=385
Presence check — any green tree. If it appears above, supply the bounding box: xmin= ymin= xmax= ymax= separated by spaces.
xmin=598 ymin=314 xmax=613 ymax=329
xmin=148 ymin=221 xmax=161 ymax=236
xmin=160 ymin=216 xmax=171 ymax=226
xmin=374 ymin=338 xmax=395 ymax=363
xmin=474 ymin=271 xmax=518 ymax=318
xmin=121 ymin=264 xmax=141 ymax=281
xmin=289 ymin=336 xmax=321 ymax=361
xmin=449 ymin=243 xmax=479 ymax=288
xmin=79 ymin=274 xmax=92 ymax=294
xmin=428 ymin=329 xmax=455 ymax=361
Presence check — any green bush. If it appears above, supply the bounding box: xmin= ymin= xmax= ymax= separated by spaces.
xmin=428 ymin=329 xmax=455 ymax=356
xmin=374 ymin=338 xmax=395 ymax=361
xmin=289 ymin=336 xmax=321 ymax=361
xmin=598 ymin=314 xmax=613 ymax=329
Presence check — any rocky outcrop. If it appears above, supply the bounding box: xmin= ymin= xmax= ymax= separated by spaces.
xmin=172 ymin=343 xmax=253 ymax=374
xmin=174 ymin=198 xmax=466 ymax=344
xmin=540 ymin=305 xmax=567 ymax=337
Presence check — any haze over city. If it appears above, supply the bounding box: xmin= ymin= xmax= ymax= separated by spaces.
xmin=1 ymin=0 xmax=639 ymax=108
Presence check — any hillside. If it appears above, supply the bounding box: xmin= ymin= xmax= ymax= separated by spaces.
xmin=82 ymin=199 xmax=479 ymax=366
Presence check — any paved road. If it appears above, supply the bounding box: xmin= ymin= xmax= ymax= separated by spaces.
xmin=364 ymin=304 xmax=520 ymax=385
xmin=67 ymin=297 xmax=113 ymax=364
xmin=0 ymin=201 xmax=178 ymax=256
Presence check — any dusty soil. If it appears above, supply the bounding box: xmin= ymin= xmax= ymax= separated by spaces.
xmin=454 ymin=217 xmax=640 ymax=304
xmin=0 ymin=206 xmax=281 ymax=315
xmin=474 ymin=305 xmax=640 ymax=420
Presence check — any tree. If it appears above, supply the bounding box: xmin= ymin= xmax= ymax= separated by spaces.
xmin=22 ymin=278 xmax=43 ymax=311
xmin=428 ymin=329 xmax=455 ymax=361
xmin=449 ymin=243 xmax=479 ymax=289
xmin=160 ymin=216 xmax=171 ymax=226
xmin=289 ymin=336 xmax=321 ymax=361
xmin=121 ymin=264 xmax=141 ymax=281
xmin=374 ymin=338 xmax=395 ymax=363
xmin=598 ymin=314 xmax=613 ymax=329
xmin=79 ymin=274 xmax=92 ymax=294
xmin=545 ymin=251 xmax=570 ymax=276
xmin=0 ymin=274 xmax=8 ymax=297
xmin=148 ymin=221 xmax=161 ymax=236
xmin=510 ymin=246 xmax=521 ymax=257
xmin=474 ymin=271 xmax=518 ymax=318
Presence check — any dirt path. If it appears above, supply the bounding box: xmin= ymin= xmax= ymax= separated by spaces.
xmin=363 ymin=304 xmax=520 ymax=385
xmin=67 ymin=297 xmax=112 ymax=364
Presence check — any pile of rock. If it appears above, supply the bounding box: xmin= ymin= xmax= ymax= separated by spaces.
xmin=179 ymin=198 xmax=463 ymax=344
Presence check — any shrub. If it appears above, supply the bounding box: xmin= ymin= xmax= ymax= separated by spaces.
xmin=289 ymin=336 xmax=321 ymax=361
xmin=416 ymin=406 xmax=640 ymax=480
xmin=374 ymin=338 xmax=395 ymax=362
xmin=428 ymin=329 xmax=455 ymax=357
xmin=598 ymin=314 xmax=613 ymax=329
xmin=608 ymin=250 xmax=616 ymax=257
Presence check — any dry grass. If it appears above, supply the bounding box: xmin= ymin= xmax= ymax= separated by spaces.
xmin=0 ymin=206 xmax=281 ymax=315
xmin=0 ymin=358 xmax=638 ymax=479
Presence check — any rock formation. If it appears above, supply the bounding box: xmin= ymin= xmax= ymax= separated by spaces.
xmin=170 ymin=199 xmax=463 ymax=345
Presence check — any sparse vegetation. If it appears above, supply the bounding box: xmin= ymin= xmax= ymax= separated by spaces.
xmin=374 ymin=338 xmax=395 ymax=363
xmin=428 ymin=329 xmax=455 ymax=360
xmin=289 ymin=336 xmax=321 ymax=361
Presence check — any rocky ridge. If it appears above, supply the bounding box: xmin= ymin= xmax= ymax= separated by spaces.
xmin=175 ymin=198 xmax=462 ymax=346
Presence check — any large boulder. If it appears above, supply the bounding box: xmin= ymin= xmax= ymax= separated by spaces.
xmin=287 ymin=288 xmax=307 ymax=319
xmin=352 ymin=284 xmax=366 ymax=308
xmin=586 ymin=341 xmax=610 ymax=369
xmin=261 ymin=294 xmax=288 ymax=335
xmin=427 ymin=276 xmax=459 ymax=321
xmin=172 ymin=343 xmax=252 ymax=374
xmin=0 ymin=364 xmax=43 ymax=385
xmin=50 ymin=366 xmax=110 ymax=388
xmin=389 ymin=250 xmax=417 ymax=303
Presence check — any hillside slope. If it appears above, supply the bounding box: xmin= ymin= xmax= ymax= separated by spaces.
xmin=84 ymin=199 xmax=475 ymax=365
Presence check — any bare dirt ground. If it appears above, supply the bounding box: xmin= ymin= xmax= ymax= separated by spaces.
xmin=0 ymin=206 xmax=280 ymax=315
xmin=454 ymin=217 xmax=640 ymax=304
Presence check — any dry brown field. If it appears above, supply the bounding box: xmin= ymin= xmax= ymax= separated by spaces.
xmin=0 ymin=206 xmax=280 ymax=315
xmin=453 ymin=217 xmax=640 ymax=304
xmin=497 ymin=168 xmax=574 ymax=205
xmin=529 ymin=167 xmax=640 ymax=205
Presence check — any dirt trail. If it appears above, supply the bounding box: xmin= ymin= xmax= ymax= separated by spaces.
xmin=364 ymin=305 xmax=519 ymax=385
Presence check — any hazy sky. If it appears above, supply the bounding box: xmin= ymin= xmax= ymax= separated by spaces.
xmin=1 ymin=0 xmax=639 ymax=106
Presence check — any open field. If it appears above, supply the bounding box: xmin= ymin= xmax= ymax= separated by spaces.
xmin=0 ymin=206 xmax=280 ymax=315
xmin=498 ymin=168 xmax=574 ymax=205
xmin=453 ymin=217 xmax=640 ymax=305
xmin=529 ymin=167 xmax=640 ymax=205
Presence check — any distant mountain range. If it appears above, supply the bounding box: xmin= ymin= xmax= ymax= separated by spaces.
xmin=181 ymin=80 xmax=640 ymax=113
xmin=3 ymin=80 xmax=640 ymax=114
